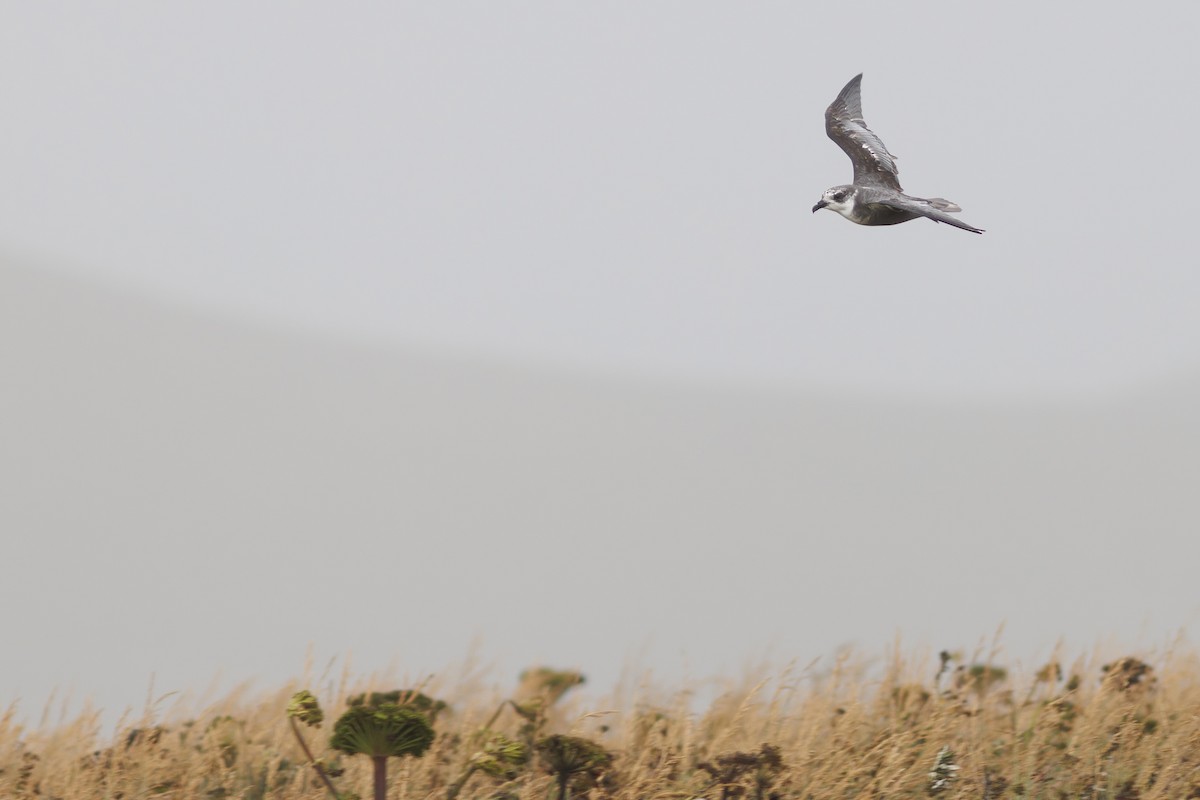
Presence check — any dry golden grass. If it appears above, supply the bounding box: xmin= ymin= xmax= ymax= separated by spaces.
xmin=4 ymin=644 xmax=1200 ymax=800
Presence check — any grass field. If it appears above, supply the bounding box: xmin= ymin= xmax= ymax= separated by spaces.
xmin=4 ymin=643 xmax=1198 ymax=800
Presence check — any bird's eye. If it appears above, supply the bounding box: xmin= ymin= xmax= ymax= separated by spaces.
xmin=832 ymin=192 xmax=845 ymax=202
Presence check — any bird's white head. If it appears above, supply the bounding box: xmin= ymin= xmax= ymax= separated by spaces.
xmin=812 ymin=185 xmax=857 ymax=219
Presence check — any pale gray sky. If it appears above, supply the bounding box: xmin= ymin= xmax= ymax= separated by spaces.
xmin=3 ymin=3 xmax=1199 ymax=398
xmin=3 ymin=3 xmax=1200 ymax=726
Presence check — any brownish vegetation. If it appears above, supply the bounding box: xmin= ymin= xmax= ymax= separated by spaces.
xmin=3 ymin=646 xmax=1200 ymax=799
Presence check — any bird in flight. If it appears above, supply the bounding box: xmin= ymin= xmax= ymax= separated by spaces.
xmin=813 ymin=74 xmax=984 ymax=234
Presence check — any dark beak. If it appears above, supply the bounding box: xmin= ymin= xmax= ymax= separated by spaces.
xmin=812 ymin=200 xmax=827 ymax=213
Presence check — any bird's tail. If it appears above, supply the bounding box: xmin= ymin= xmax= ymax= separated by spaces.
xmin=926 ymin=198 xmax=962 ymax=213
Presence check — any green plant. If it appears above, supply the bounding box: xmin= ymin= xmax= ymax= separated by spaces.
xmin=346 ymin=690 xmax=449 ymax=723
xmin=518 ymin=668 xmax=585 ymax=705
xmin=289 ymin=690 xmax=326 ymax=727
xmin=697 ymin=744 xmax=785 ymax=800
xmin=446 ymin=731 xmax=528 ymax=799
xmin=955 ymin=664 xmax=1008 ymax=695
xmin=330 ymin=703 xmax=435 ymax=800
xmin=286 ymin=690 xmax=342 ymax=800
xmin=1102 ymin=657 xmax=1155 ymax=691
xmin=536 ymin=734 xmax=610 ymax=800
xmin=480 ymin=667 xmax=587 ymax=748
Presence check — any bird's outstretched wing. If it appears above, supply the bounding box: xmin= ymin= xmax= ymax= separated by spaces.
xmin=873 ymin=194 xmax=985 ymax=234
xmin=825 ymin=74 xmax=902 ymax=191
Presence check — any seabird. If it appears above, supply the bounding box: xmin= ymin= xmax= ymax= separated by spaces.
xmin=813 ymin=74 xmax=984 ymax=234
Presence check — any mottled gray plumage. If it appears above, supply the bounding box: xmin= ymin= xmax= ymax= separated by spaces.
xmin=813 ymin=74 xmax=984 ymax=234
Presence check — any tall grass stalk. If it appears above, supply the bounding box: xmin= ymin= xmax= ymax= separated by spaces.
xmin=4 ymin=644 xmax=1199 ymax=799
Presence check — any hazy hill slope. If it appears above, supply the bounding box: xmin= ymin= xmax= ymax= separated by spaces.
xmin=2 ymin=256 xmax=1198 ymax=717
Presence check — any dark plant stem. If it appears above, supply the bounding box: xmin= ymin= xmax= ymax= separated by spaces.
xmin=374 ymin=755 xmax=388 ymax=800
xmin=481 ymin=701 xmax=507 ymax=731
xmin=288 ymin=717 xmax=342 ymax=800
xmin=556 ymin=771 xmax=570 ymax=800
xmin=446 ymin=764 xmax=477 ymax=800
xmin=934 ymin=651 xmax=951 ymax=690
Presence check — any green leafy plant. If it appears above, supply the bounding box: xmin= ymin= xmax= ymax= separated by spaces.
xmin=955 ymin=664 xmax=1009 ymax=695
xmin=346 ymin=690 xmax=449 ymax=723
xmin=476 ymin=667 xmax=587 ymax=750
xmin=536 ymin=734 xmax=611 ymax=800
xmin=697 ymin=744 xmax=785 ymax=800
xmin=446 ymin=731 xmax=528 ymax=799
xmin=1102 ymin=657 xmax=1156 ymax=692
xmin=289 ymin=689 xmax=326 ymax=726
xmin=518 ymin=668 xmax=585 ymax=706
xmin=286 ymin=690 xmax=342 ymax=800
xmin=330 ymin=703 xmax=435 ymax=800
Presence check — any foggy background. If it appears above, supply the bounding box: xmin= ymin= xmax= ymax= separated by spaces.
xmin=3 ymin=3 xmax=1199 ymax=725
